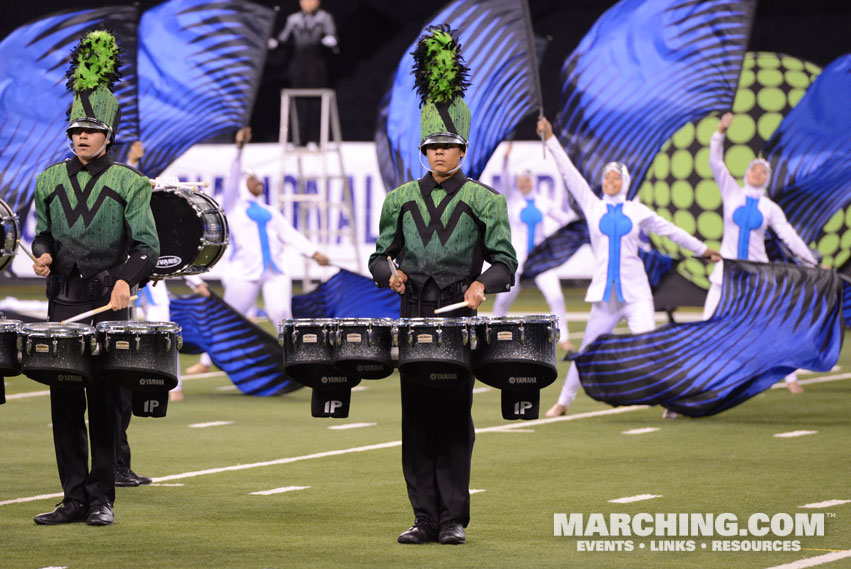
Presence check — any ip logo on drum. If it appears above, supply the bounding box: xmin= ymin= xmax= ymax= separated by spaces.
xmin=156 ymin=255 xmax=182 ymax=268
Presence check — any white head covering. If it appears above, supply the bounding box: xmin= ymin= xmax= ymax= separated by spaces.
xmin=744 ymin=158 xmax=772 ymax=197
xmin=601 ymin=161 xmax=631 ymax=203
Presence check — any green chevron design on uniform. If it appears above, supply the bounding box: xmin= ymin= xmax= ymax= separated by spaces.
xmin=369 ymin=174 xmax=516 ymax=290
xmin=33 ymin=157 xmax=159 ymax=279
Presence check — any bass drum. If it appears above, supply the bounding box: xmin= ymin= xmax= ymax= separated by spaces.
xmin=0 ymin=199 xmax=20 ymax=273
xmin=150 ymin=187 xmax=229 ymax=277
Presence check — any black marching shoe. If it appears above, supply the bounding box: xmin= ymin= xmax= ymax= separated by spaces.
xmin=439 ymin=521 xmax=466 ymax=545
xmin=86 ymin=502 xmax=114 ymax=526
xmin=115 ymin=469 xmax=152 ymax=487
xmin=34 ymin=500 xmax=88 ymax=525
xmin=398 ymin=519 xmax=438 ymax=544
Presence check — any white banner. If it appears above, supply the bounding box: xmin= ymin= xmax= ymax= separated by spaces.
xmin=11 ymin=141 xmax=593 ymax=280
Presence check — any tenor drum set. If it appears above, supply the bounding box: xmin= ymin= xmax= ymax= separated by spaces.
xmin=0 ymin=181 xmax=224 ymax=414
xmin=280 ymin=315 xmax=560 ymax=420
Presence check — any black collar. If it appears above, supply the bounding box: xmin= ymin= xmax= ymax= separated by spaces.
xmin=418 ymin=169 xmax=467 ymax=196
xmin=66 ymin=152 xmax=114 ymax=177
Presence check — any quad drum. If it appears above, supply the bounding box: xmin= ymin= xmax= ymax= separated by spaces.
xmin=280 ymin=315 xmax=560 ymax=420
xmin=12 ymin=320 xmax=182 ymax=418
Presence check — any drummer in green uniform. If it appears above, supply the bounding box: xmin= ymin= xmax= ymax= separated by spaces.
xmin=30 ymin=31 xmax=159 ymax=526
xmin=369 ymin=25 xmax=517 ymax=545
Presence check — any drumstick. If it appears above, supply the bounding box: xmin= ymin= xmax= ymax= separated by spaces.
xmin=434 ymin=298 xmax=485 ymax=314
xmin=16 ymin=240 xmax=38 ymax=262
xmin=61 ymin=295 xmax=139 ymax=324
xmin=387 ymin=256 xmax=400 ymax=280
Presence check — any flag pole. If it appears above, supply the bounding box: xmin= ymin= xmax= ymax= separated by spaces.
xmin=520 ymin=0 xmax=546 ymax=157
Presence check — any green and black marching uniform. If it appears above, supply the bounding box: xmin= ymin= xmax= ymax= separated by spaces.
xmin=368 ymin=170 xmax=517 ymax=531
xmin=31 ymin=153 xmax=159 ymax=511
xmin=30 ymin=30 xmax=159 ymax=519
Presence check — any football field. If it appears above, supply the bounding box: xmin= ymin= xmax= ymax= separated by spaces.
xmin=1 ymin=288 xmax=849 ymax=569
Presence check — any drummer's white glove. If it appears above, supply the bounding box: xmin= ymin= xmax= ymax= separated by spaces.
xmin=153 ymin=176 xmax=181 ymax=189
xmin=267 ymin=38 xmax=279 ymax=50
xmin=321 ymin=35 xmax=337 ymax=48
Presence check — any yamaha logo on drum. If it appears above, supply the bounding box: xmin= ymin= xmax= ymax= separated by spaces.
xmin=356 ymin=364 xmax=383 ymax=372
xmin=57 ymin=374 xmax=83 ymax=383
xmin=429 ymin=372 xmax=457 ymax=381
xmin=139 ymin=378 xmax=165 ymax=386
xmin=156 ymin=255 xmax=182 ymax=268
xmin=509 ymin=376 xmax=537 ymax=385
xmin=321 ymin=376 xmax=349 ymax=384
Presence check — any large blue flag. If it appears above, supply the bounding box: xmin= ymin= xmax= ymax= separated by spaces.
xmin=170 ymin=270 xmax=398 ymax=396
xmin=0 ymin=7 xmax=138 ymax=220
xmin=292 ymin=269 xmax=400 ymax=318
xmin=764 ymin=55 xmax=851 ymax=246
xmin=555 ymin=0 xmax=755 ymax=199
xmin=170 ymin=292 xmax=302 ymax=396
xmin=137 ymin=0 xmax=274 ymax=177
xmin=575 ymin=260 xmax=843 ymax=417
xmin=375 ymin=0 xmax=541 ymax=191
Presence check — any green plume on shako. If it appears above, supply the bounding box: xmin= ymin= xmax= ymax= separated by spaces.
xmin=65 ymin=29 xmax=123 ymax=144
xmin=412 ymin=24 xmax=472 ymax=154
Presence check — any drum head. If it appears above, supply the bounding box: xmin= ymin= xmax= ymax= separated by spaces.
xmin=150 ymin=191 xmax=204 ymax=275
xmin=22 ymin=323 xmax=94 ymax=337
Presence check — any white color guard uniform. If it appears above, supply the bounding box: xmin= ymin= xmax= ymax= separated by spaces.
xmin=545 ymin=137 xmax=710 ymax=409
xmin=219 ymin=147 xmax=319 ymax=326
xmin=703 ymin=131 xmax=817 ymax=317
xmin=492 ymin=155 xmax=575 ymax=341
xmin=703 ymin=131 xmax=817 ymax=386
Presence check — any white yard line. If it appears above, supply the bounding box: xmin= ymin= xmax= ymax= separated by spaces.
xmin=0 ymin=404 xmax=648 ymax=507
xmin=763 ymin=549 xmax=851 ymax=569
xmin=622 ymin=427 xmax=660 ymax=435
xmin=799 ymin=499 xmax=851 ymax=509
xmin=608 ymin=494 xmax=662 ymax=504
xmin=188 ymin=421 xmax=234 ymax=429
xmin=773 ymin=430 xmax=818 ymax=438
xmin=328 ymin=422 xmax=376 ymax=430
xmin=470 ymin=489 xmax=486 ymax=495
xmin=250 ymin=485 xmax=310 ymax=496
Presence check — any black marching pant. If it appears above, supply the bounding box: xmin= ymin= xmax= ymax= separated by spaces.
xmin=48 ymin=296 xmax=127 ymax=507
xmin=116 ymin=387 xmax=133 ymax=472
xmin=400 ymin=294 xmax=475 ymax=528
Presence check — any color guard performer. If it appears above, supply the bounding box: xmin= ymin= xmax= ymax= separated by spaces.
xmin=186 ymin=127 xmax=329 ymax=375
xmin=705 ymin=112 xmax=818 ymax=394
xmin=536 ymin=116 xmax=720 ymax=418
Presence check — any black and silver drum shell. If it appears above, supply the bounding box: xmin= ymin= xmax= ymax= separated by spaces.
xmin=280 ymin=319 xmax=359 ymax=389
xmin=150 ymin=187 xmax=229 ymax=277
xmin=96 ymin=321 xmax=181 ymax=391
xmin=472 ymin=316 xmax=558 ymax=391
xmin=0 ymin=320 xmax=22 ymax=376
xmin=0 ymin=199 xmax=20 ymax=273
xmin=19 ymin=323 xmax=96 ymax=387
xmin=332 ymin=318 xmax=394 ymax=379
xmin=395 ymin=318 xmax=473 ymax=388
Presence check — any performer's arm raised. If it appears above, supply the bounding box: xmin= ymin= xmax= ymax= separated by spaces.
xmin=709 ymin=112 xmax=739 ymax=200
xmin=538 ymin=116 xmax=597 ymax=217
